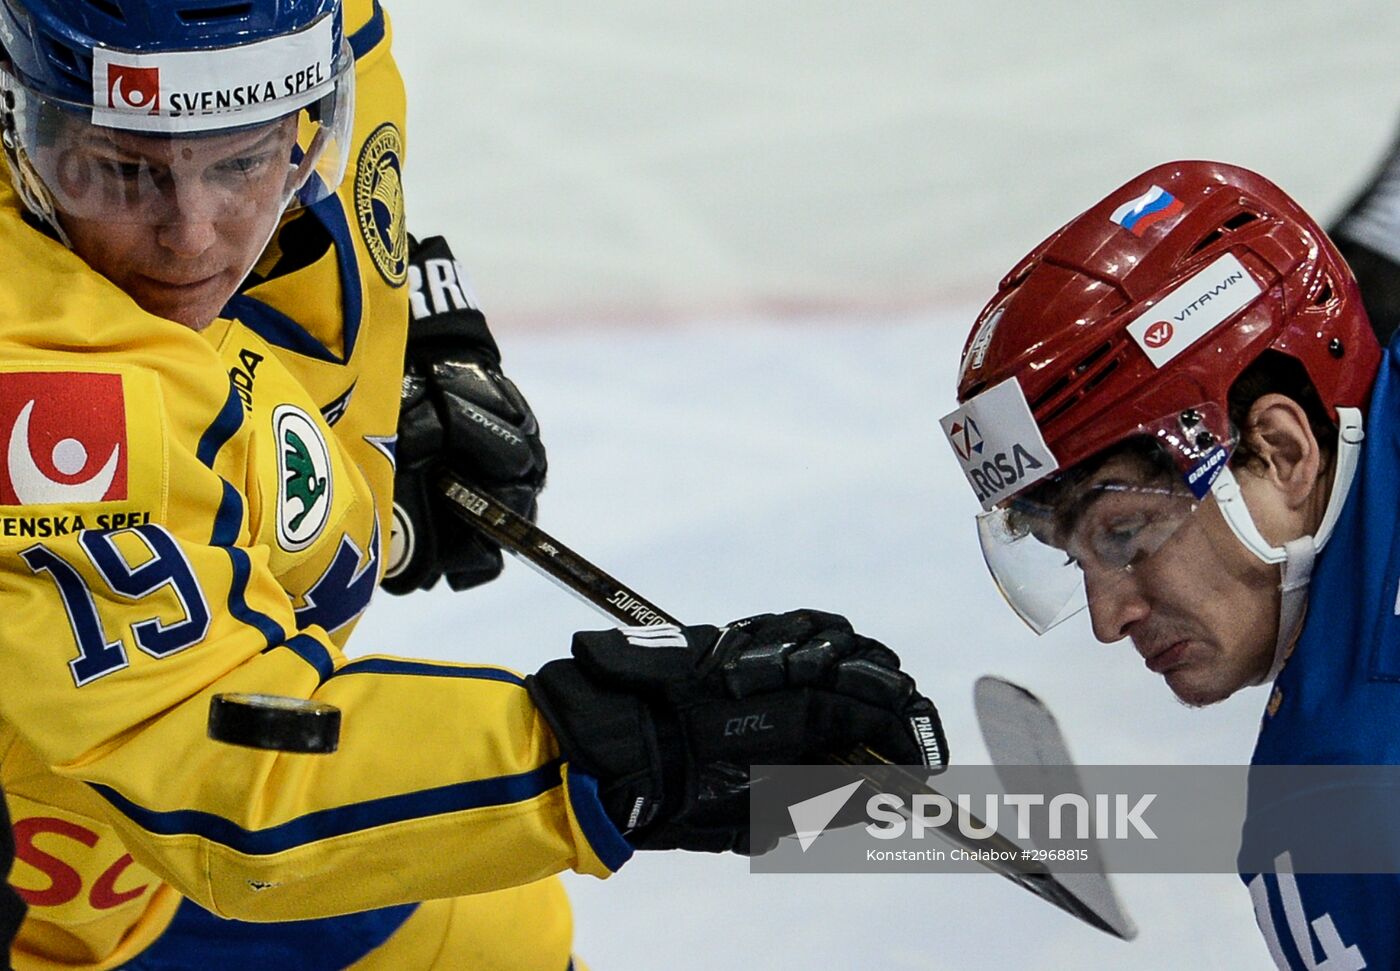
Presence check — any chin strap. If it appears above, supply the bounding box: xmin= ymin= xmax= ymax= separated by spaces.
xmin=1208 ymin=407 xmax=1365 ymax=685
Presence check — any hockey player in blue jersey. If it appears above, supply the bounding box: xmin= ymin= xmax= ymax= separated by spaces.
xmin=940 ymin=160 xmax=1394 ymax=969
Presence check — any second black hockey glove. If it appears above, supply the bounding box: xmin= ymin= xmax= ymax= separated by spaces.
xmin=382 ymin=235 xmax=547 ymax=595
xmin=527 ymin=609 xmax=948 ymax=855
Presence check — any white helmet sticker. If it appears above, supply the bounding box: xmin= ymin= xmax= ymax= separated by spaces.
xmin=941 ymin=378 xmax=1059 ymax=511
xmin=957 ymin=306 xmax=1004 ymax=384
xmin=91 ymin=15 xmax=336 ymax=134
xmin=1126 ymin=252 xmax=1262 ymax=368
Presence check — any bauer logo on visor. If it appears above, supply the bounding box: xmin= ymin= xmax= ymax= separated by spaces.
xmin=1126 ymin=253 xmax=1262 ymax=368
xmin=940 ymin=378 xmax=1059 ymax=511
xmin=90 ymin=15 xmax=336 ymax=133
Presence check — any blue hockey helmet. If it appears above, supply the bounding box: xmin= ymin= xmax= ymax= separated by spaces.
xmin=0 ymin=0 xmax=355 ymax=233
xmin=0 ymin=0 xmax=346 ymax=108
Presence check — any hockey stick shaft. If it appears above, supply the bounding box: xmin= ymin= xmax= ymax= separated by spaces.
xmin=438 ymin=473 xmax=1128 ymax=938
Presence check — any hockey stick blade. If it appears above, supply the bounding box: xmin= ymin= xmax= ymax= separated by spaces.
xmin=439 ymin=473 xmax=1131 ymax=938
xmin=975 ymin=676 xmax=1138 ymax=941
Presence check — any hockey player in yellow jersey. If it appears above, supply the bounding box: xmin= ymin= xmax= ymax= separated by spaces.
xmin=0 ymin=1 xmax=950 ymax=969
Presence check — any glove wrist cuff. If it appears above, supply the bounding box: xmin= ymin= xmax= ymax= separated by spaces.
xmin=527 ymin=665 xmax=668 ymax=834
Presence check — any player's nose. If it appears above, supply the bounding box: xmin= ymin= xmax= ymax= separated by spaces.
xmin=1084 ymin=565 xmax=1150 ymax=644
xmin=152 ymin=182 xmax=227 ymax=257
xmin=155 ymin=216 xmax=218 ymax=258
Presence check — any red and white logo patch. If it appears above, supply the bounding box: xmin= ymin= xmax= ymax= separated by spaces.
xmin=1142 ymin=320 xmax=1175 ymax=349
xmin=106 ymin=64 xmax=160 ymax=113
xmin=0 ymin=373 xmax=128 ymax=506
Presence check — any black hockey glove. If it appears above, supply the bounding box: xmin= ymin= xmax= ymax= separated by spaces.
xmin=527 ymin=609 xmax=948 ymax=855
xmin=382 ymin=235 xmax=547 ymax=595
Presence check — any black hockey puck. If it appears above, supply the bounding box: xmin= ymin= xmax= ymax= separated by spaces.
xmin=208 ymin=693 xmax=341 ymax=754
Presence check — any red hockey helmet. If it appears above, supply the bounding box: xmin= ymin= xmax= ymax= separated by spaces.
xmin=943 ymin=160 xmax=1382 ymax=633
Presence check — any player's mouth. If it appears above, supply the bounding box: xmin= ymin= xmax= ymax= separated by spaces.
xmin=140 ymin=271 xmax=227 ymax=294
xmin=1141 ymin=640 xmax=1192 ymax=674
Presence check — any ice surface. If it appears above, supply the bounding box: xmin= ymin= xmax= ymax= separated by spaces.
xmin=347 ymin=3 xmax=1400 ymax=965
xmin=352 ymin=312 xmax=1271 ymax=969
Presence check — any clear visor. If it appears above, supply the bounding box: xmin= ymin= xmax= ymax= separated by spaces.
xmin=976 ymin=407 xmax=1235 ymax=634
xmin=0 ymin=43 xmax=355 ymax=228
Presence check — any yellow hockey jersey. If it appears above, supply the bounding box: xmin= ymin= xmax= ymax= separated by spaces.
xmin=0 ymin=5 xmax=625 ymax=971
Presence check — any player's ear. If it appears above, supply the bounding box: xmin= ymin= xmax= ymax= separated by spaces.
xmin=1238 ymin=393 xmax=1323 ymax=511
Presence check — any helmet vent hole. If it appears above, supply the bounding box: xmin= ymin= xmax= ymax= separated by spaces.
xmin=177 ymin=3 xmax=254 ymax=23
xmin=80 ymin=0 xmax=125 ymax=21
xmin=1313 ymin=276 xmax=1335 ymax=307
xmin=41 ymin=39 xmax=79 ymax=74
xmin=1079 ymin=358 xmax=1120 ymax=394
xmin=1189 ymin=212 xmax=1260 ymax=256
xmin=1029 ymin=375 xmax=1071 ymax=412
xmin=1030 ymin=341 xmax=1119 ymax=424
xmin=1074 ymin=341 xmax=1113 ymax=374
xmin=1190 ymin=229 xmax=1224 ymax=255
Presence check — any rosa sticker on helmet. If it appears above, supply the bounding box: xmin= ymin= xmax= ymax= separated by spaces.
xmin=941 ymin=378 xmax=1059 ymax=511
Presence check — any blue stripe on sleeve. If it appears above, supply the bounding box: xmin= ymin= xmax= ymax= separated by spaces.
xmin=209 ymin=481 xmax=287 ymax=651
xmin=332 ymin=658 xmax=525 ymax=686
xmin=124 ymin=896 xmax=416 ymax=971
xmin=91 ymin=760 xmax=564 ymax=856
xmin=349 ymin=0 xmax=386 ymax=60
xmin=564 ymin=770 xmax=634 ymax=873
xmin=269 ymin=633 xmax=336 ymax=684
xmin=195 ymin=403 xmax=288 ymax=653
xmin=196 ymin=386 xmax=244 ymax=467
xmin=208 ymin=479 xmax=243 ymax=547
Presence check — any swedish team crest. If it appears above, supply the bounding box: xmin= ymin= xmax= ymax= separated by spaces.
xmin=354 ymin=122 xmax=408 ymax=286
xmin=274 ymin=405 xmax=333 ymax=552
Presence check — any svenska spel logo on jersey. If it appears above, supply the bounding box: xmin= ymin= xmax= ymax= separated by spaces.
xmin=274 ymin=404 xmax=333 ymax=552
xmin=355 ymin=123 xmax=408 ymax=287
xmin=0 ymin=372 xmax=128 ymax=506
xmin=106 ymin=64 xmax=160 ymax=113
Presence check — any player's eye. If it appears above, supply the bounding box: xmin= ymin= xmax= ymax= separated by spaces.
xmin=212 ymin=152 xmax=275 ymax=179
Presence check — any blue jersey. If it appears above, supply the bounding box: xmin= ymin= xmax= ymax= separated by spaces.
xmin=1245 ymin=333 xmax=1400 ymax=970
